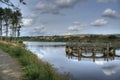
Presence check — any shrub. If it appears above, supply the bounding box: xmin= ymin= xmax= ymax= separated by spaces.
xmin=18 ymin=40 xmax=23 ymax=44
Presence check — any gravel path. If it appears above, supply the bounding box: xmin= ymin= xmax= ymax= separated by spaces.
xmin=0 ymin=49 xmax=22 ymax=80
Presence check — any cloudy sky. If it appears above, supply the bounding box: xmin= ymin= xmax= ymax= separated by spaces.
xmin=2 ymin=0 xmax=120 ymax=36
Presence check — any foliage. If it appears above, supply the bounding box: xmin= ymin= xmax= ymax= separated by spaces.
xmin=108 ymin=35 xmax=117 ymax=39
xmin=0 ymin=7 xmax=22 ymax=41
xmin=18 ymin=40 xmax=23 ymax=43
xmin=0 ymin=41 xmax=66 ymax=80
xmin=0 ymin=0 xmax=26 ymax=9
xmin=19 ymin=34 xmax=120 ymax=42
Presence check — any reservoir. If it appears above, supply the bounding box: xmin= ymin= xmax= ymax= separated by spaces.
xmin=24 ymin=42 xmax=120 ymax=80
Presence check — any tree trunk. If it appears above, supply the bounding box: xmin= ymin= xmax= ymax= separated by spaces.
xmin=0 ymin=19 xmax=2 ymax=40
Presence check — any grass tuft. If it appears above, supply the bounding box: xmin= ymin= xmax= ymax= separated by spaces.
xmin=0 ymin=41 xmax=66 ymax=80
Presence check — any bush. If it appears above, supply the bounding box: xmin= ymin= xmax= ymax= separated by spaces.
xmin=108 ymin=35 xmax=117 ymax=39
xmin=18 ymin=40 xmax=23 ymax=44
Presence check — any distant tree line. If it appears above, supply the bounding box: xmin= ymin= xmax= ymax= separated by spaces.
xmin=19 ymin=34 xmax=120 ymax=42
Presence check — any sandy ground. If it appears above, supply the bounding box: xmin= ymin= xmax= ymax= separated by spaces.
xmin=0 ymin=49 xmax=22 ymax=80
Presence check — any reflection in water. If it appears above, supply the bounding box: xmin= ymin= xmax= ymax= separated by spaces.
xmin=65 ymin=45 xmax=120 ymax=62
xmin=102 ymin=61 xmax=120 ymax=76
xmin=24 ymin=42 xmax=120 ymax=80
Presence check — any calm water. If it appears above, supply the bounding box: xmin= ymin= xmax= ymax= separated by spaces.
xmin=24 ymin=42 xmax=120 ymax=80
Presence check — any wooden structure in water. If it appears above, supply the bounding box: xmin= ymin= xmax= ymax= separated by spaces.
xmin=65 ymin=42 xmax=120 ymax=61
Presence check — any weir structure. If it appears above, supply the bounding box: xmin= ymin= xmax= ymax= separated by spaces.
xmin=65 ymin=42 xmax=120 ymax=62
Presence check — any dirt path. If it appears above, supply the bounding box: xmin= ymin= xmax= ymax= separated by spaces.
xmin=0 ymin=49 xmax=22 ymax=80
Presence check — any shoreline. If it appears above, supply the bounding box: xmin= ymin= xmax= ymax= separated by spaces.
xmin=0 ymin=41 xmax=67 ymax=80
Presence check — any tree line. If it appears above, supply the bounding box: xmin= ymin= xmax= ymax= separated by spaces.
xmin=19 ymin=34 xmax=120 ymax=42
xmin=0 ymin=7 xmax=22 ymax=41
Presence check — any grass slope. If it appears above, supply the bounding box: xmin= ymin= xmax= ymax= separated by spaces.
xmin=0 ymin=41 xmax=66 ymax=80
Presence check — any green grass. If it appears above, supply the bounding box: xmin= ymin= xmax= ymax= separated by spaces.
xmin=0 ymin=41 xmax=66 ymax=80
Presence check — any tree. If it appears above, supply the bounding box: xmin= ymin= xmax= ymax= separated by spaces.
xmin=3 ymin=8 xmax=12 ymax=40
xmin=0 ymin=7 xmax=23 ymax=41
xmin=0 ymin=7 xmax=4 ymax=40
xmin=0 ymin=0 xmax=26 ymax=9
xmin=11 ymin=10 xmax=22 ymax=40
xmin=108 ymin=35 xmax=117 ymax=39
xmin=0 ymin=0 xmax=25 ymax=41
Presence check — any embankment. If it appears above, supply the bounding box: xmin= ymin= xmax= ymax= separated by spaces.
xmin=0 ymin=41 xmax=66 ymax=80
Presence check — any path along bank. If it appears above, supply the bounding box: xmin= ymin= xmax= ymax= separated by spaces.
xmin=0 ymin=41 xmax=66 ymax=80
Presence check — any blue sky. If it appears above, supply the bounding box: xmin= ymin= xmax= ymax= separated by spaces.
xmin=1 ymin=0 xmax=120 ymax=36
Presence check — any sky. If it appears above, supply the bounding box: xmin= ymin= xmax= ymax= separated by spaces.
xmin=1 ymin=0 xmax=120 ymax=36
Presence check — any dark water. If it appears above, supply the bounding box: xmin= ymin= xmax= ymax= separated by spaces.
xmin=24 ymin=42 xmax=120 ymax=80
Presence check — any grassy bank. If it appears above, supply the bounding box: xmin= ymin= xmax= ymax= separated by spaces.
xmin=0 ymin=41 xmax=66 ymax=80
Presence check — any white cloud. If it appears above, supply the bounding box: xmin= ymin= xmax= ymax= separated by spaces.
xmin=32 ymin=24 xmax=45 ymax=31
xmin=68 ymin=25 xmax=80 ymax=31
xmin=22 ymin=18 xmax=33 ymax=26
xmin=95 ymin=61 xmax=107 ymax=65
xmin=91 ymin=19 xmax=108 ymax=26
xmin=102 ymin=8 xmax=120 ymax=19
xmin=102 ymin=61 xmax=120 ymax=76
xmin=35 ymin=0 xmax=85 ymax=14
xmin=63 ymin=32 xmax=72 ymax=35
xmin=68 ymin=22 xmax=85 ymax=31
xmin=22 ymin=23 xmax=48 ymax=36
xmin=29 ymin=13 xmax=38 ymax=18
xmin=97 ymin=0 xmax=117 ymax=3
xmin=56 ymin=0 xmax=79 ymax=7
xmin=30 ymin=24 xmax=46 ymax=33
xmin=73 ymin=21 xmax=81 ymax=24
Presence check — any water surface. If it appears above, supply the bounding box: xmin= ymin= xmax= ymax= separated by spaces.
xmin=24 ymin=42 xmax=120 ymax=80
